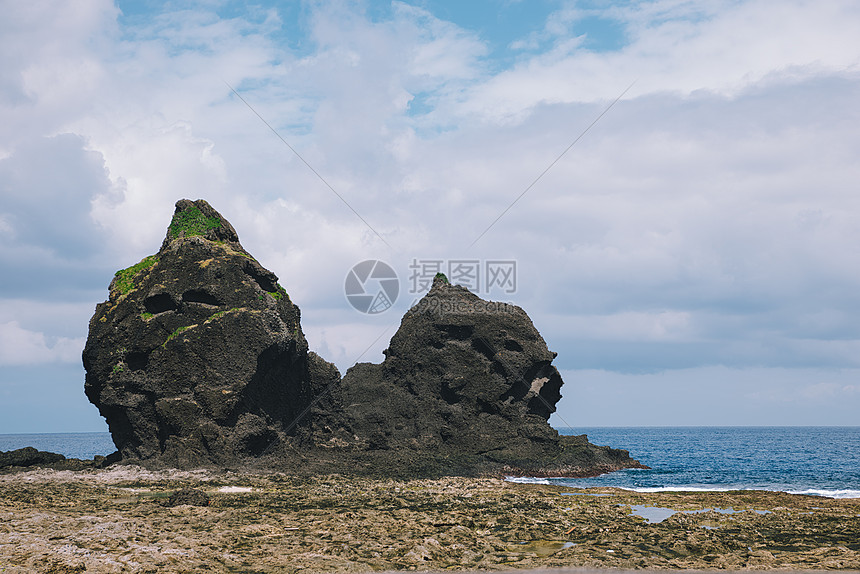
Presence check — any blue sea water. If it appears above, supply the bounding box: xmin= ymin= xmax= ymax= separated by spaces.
xmin=2 ymin=428 xmax=859 ymax=499
xmin=510 ymin=427 xmax=860 ymax=499
xmin=0 ymin=432 xmax=115 ymax=461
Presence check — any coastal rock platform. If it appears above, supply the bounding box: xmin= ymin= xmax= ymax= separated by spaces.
xmin=1 ymin=468 xmax=858 ymax=572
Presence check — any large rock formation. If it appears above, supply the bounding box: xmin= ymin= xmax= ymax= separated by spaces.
xmin=83 ymin=199 xmax=336 ymax=467
xmin=334 ymin=279 xmax=565 ymax=463
xmin=84 ymin=199 xmax=644 ymax=476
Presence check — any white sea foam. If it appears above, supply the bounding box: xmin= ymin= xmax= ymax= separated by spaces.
xmin=504 ymin=478 xmax=860 ymax=499
xmin=786 ymin=489 xmax=860 ymax=499
xmin=629 ymin=486 xmax=860 ymax=499
xmin=626 ymin=486 xmax=737 ymax=494
xmin=504 ymin=476 xmax=551 ymax=485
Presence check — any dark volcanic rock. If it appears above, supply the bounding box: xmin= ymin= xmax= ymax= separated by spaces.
xmin=163 ymin=488 xmax=210 ymax=507
xmin=84 ymin=199 xmax=333 ymax=467
xmin=324 ymin=277 xmax=643 ymax=476
xmin=83 ymin=198 xmax=645 ymax=476
xmin=340 ymin=278 xmax=564 ymax=461
xmin=0 ymin=447 xmax=114 ymax=471
xmin=0 ymin=447 xmax=65 ymax=468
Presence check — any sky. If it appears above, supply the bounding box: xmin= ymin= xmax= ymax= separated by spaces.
xmin=1 ymin=0 xmax=859 ymax=434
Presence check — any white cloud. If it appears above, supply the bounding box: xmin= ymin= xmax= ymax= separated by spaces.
xmin=304 ymin=317 xmax=399 ymax=374
xmin=0 ymin=134 xmax=110 ymax=254
xmin=392 ymin=2 xmax=488 ymax=81
xmin=797 ymin=382 xmax=859 ymax=400
xmin=0 ymin=133 xmax=122 ymax=302
xmin=0 ymin=299 xmax=95 ymax=339
xmin=0 ymin=321 xmax=84 ymax=366
xmin=89 ymin=120 xmax=230 ymax=254
xmin=2 ymin=0 xmax=860 ymax=429
xmin=0 ymin=214 xmax=12 ymax=237
xmin=0 ymin=1 xmax=117 ymax=143
xmin=547 ymin=311 xmax=694 ymax=342
xmin=451 ymin=0 xmax=860 ymax=121
xmin=552 ymin=366 xmax=860 ymax=426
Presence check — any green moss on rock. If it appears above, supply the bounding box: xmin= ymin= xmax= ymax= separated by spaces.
xmin=205 ymin=308 xmax=244 ymax=323
xmin=163 ymin=325 xmax=195 ymax=347
xmin=213 ymin=240 xmax=256 ymax=260
xmin=113 ymin=256 xmax=158 ymax=296
xmin=168 ymin=206 xmax=222 ymax=239
xmin=270 ymin=283 xmax=288 ymax=301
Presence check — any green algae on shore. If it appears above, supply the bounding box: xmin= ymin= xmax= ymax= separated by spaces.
xmin=1 ymin=468 xmax=858 ymax=572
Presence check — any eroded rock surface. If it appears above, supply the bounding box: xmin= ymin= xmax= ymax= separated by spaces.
xmin=2 ymin=471 xmax=858 ymax=572
xmin=83 ymin=198 xmax=644 ymax=476
xmin=327 ymin=277 xmax=639 ymax=475
xmin=0 ymin=447 xmax=113 ymax=472
xmin=84 ymin=199 xmax=333 ymax=467
xmin=0 ymin=447 xmax=65 ymax=468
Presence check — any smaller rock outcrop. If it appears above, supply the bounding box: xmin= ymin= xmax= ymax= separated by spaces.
xmin=163 ymin=488 xmax=211 ymax=507
xmin=340 ymin=277 xmax=565 ymax=461
xmin=302 ymin=275 xmax=644 ymax=477
xmin=0 ymin=447 xmax=64 ymax=468
xmin=0 ymin=447 xmax=115 ymax=471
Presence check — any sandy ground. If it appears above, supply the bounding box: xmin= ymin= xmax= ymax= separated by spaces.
xmin=1 ymin=466 xmax=859 ymax=573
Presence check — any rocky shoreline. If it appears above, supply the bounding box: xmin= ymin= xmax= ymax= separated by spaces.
xmin=1 ymin=467 xmax=858 ymax=572
xmin=0 ymin=431 xmax=645 ymax=479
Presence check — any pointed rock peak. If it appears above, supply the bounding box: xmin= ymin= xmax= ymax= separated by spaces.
xmin=426 ymin=271 xmax=478 ymax=300
xmin=160 ymin=199 xmax=240 ymax=251
xmin=430 ymin=272 xmax=451 ymax=291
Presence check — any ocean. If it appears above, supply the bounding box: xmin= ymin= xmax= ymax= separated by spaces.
xmin=2 ymin=427 xmax=858 ymax=498
xmin=514 ymin=427 xmax=860 ymax=499
xmin=0 ymin=432 xmax=115 ymax=461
